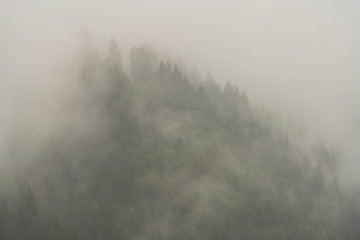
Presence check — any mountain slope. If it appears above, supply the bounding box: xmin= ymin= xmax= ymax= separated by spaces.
xmin=0 ymin=41 xmax=355 ymax=240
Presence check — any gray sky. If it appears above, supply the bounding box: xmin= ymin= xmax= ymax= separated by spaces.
xmin=1 ymin=0 xmax=360 ymax=176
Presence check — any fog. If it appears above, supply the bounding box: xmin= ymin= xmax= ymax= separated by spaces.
xmin=2 ymin=1 xmax=360 ymax=239
xmin=2 ymin=0 xmax=360 ymax=181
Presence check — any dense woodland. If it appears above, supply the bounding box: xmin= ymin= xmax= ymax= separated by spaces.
xmin=1 ymin=37 xmax=360 ymax=240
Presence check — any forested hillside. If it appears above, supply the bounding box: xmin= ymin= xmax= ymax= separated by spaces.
xmin=0 ymin=38 xmax=359 ymax=240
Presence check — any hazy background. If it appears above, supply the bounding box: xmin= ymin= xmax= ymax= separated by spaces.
xmin=1 ymin=0 xmax=360 ymax=181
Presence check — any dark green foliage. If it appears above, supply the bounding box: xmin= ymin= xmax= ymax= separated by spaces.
xmin=0 ymin=41 xmax=357 ymax=239
xmin=0 ymin=197 xmax=16 ymax=240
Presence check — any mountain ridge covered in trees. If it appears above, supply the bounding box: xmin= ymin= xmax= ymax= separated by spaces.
xmin=0 ymin=37 xmax=359 ymax=240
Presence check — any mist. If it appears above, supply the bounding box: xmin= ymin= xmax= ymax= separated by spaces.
xmin=2 ymin=0 xmax=360 ymax=179
xmin=1 ymin=0 xmax=360 ymax=239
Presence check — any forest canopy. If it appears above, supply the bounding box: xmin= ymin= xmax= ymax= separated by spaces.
xmin=0 ymin=38 xmax=358 ymax=240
